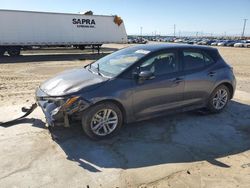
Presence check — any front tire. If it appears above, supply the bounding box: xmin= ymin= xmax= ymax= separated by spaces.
xmin=207 ymin=85 xmax=230 ymax=113
xmin=82 ymin=102 xmax=123 ymax=139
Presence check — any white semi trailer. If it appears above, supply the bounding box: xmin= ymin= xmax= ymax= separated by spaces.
xmin=0 ymin=9 xmax=127 ymax=56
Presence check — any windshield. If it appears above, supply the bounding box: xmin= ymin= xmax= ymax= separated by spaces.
xmin=88 ymin=48 xmax=150 ymax=77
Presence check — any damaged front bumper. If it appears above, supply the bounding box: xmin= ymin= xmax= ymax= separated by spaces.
xmin=36 ymin=88 xmax=90 ymax=127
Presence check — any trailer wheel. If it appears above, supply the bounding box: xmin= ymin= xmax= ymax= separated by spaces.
xmin=7 ymin=47 xmax=21 ymax=56
xmin=0 ymin=47 xmax=5 ymax=56
xmin=79 ymin=45 xmax=86 ymax=50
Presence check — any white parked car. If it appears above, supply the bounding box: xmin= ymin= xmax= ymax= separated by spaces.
xmin=244 ymin=41 xmax=250 ymax=48
xmin=234 ymin=40 xmax=249 ymax=47
xmin=217 ymin=42 xmax=226 ymax=46
xmin=174 ymin=39 xmax=183 ymax=43
xmin=234 ymin=43 xmax=245 ymax=47
xmin=211 ymin=42 xmax=218 ymax=46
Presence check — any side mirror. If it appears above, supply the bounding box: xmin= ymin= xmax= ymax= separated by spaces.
xmin=138 ymin=70 xmax=155 ymax=81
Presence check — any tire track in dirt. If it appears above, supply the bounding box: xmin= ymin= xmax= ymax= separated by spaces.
xmin=0 ymin=59 xmax=89 ymax=105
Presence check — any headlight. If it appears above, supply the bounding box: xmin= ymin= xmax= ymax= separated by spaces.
xmin=38 ymin=96 xmax=64 ymax=102
xmin=63 ymin=96 xmax=89 ymax=114
xmin=62 ymin=96 xmax=80 ymax=109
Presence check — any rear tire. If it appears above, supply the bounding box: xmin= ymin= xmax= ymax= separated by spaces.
xmin=81 ymin=102 xmax=123 ymax=139
xmin=7 ymin=47 xmax=21 ymax=56
xmin=207 ymin=85 xmax=230 ymax=113
xmin=0 ymin=47 xmax=5 ymax=56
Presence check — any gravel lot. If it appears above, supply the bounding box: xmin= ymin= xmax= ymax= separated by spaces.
xmin=0 ymin=44 xmax=250 ymax=188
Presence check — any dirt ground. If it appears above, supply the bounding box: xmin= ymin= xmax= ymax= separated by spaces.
xmin=0 ymin=44 xmax=250 ymax=188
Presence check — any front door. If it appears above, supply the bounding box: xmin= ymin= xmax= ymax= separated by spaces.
xmin=132 ymin=50 xmax=185 ymax=119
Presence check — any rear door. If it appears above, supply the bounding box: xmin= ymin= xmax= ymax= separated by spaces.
xmin=181 ymin=49 xmax=217 ymax=106
xmin=132 ymin=50 xmax=185 ymax=119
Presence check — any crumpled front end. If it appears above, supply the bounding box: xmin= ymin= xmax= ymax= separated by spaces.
xmin=36 ymin=88 xmax=91 ymax=127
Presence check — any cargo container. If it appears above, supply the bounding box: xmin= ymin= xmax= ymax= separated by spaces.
xmin=0 ymin=9 xmax=127 ymax=56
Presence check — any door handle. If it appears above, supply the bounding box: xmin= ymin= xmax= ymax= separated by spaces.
xmin=208 ymin=71 xmax=216 ymax=77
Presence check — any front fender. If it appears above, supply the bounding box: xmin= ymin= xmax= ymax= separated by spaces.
xmin=81 ymin=78 xmax=135 ymax=123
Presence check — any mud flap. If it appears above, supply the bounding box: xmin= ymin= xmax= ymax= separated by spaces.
xmin=0 ymin=103 xmax=37 ymax=127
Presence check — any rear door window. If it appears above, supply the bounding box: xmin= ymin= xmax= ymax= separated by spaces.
xmin=183 ymin=50 xmax=214 ymax=71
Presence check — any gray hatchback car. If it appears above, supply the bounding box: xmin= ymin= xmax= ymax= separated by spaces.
xmin=36 ymin=44 xmax=236 ymax=139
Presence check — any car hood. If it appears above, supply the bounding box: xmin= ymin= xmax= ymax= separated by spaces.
xmin=40 ymin=68 xmax=108 ymax=96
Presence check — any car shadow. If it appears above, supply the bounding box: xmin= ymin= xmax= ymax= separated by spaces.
xmin=42 ymin=100 xmax=250 ymax=172
xmin=0 ymin=47 xmax=118 ymax=64
xmin=2 ymin=100 xmax=249 ymax=172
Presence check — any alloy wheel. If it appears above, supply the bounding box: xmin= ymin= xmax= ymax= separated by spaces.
xmin=212 ymin=88 xmax=228 ymax=110
xmin=90 ymin=108 xmax=118 ymax=136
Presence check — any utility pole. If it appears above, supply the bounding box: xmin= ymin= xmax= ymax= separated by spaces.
xmin=241 ymin=19 xmax=248 ymax=39
xmin=174 ymin=24 xmax=176 ymax=37
xmin=140 ymin=26 xmax=143 ymax=39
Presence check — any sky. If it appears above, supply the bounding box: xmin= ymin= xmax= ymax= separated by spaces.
xmin=1 ymin=0 xmax=250 ymax=36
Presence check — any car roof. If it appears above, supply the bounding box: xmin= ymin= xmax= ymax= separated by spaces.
xmin=129 ymin=43 xmax=217 ymax=52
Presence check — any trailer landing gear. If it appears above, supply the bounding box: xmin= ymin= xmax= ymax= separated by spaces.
xmin=92 ymin=44 xmax=102 ymax=54
xmin=78 ymin=45 xmax=86 ymax=50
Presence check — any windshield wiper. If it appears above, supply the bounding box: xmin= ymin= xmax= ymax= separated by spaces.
xmin=96 ymin=63 xmax=104 ymax=77
xmin=86 ymin=63 xmax=94 ymax=73
xmin=97 ymin=63 xmax=100 ymax=73
xmin=87 ymin=67 xmax=94 ymax=74
xmin=88 ymin=63 xmax=106 ymax=77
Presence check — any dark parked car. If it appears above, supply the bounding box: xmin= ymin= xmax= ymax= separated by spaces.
xmin=226 ymin=40 xmax=239 ymax=47
xmin=206 ymin=40 xmax=216 ymax=45
xmin=36 ymin=44 xmax=236 ymax=139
